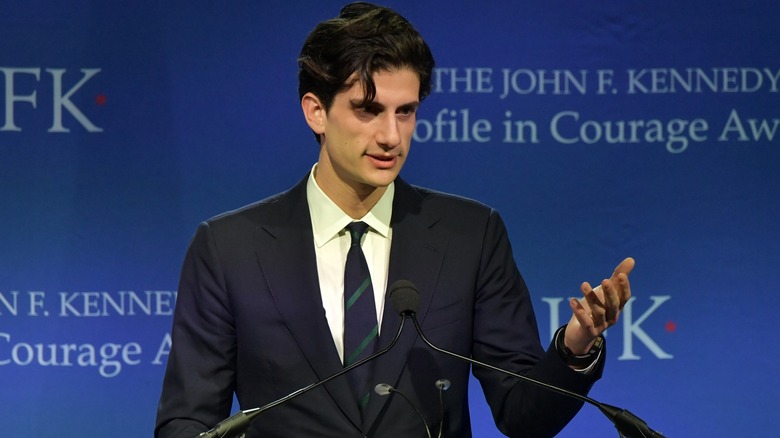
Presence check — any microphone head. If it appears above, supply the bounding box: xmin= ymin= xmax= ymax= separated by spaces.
xmin=389 ymin=280 xmax=420 ymax=316
xmin=374 ymin=383 xmax=393 ymax=396
xmin=435 ymin=379 xmax=451 ymax=391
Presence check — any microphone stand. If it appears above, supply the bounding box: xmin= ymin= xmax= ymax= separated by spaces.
xmin=409 ymin=315 xmax=665 ymax=438
xmin=196 ymin=317 xmax=407 ymax=438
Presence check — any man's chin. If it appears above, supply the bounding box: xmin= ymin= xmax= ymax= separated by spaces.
xmin=367 ymin=170 xmax=400 ymax=188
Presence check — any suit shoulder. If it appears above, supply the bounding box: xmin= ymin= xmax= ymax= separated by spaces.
xmin=206 ymin=174 xmax=308 ymax=226
xmin=204 ymin=191 xmax=279 ymax=224
xmin=411 ymin=185 xmax=495 ymax=215
xmin=211 ymin=191 xmax=285 ymax=219
xmin=199 ymin=179 xmax=307 ymax=241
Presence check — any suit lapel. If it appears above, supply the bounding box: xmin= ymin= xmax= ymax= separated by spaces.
xmin=252 ymin=177 xmax=362 ymax=427
xmin=363 ymin=178 xmax=449 ymax=427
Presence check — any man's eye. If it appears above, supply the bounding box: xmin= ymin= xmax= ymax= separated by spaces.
xmin=398 ymin=107 xmax=416 ymax=117
xmin=359 ymin=106 xmax=381 ymax=116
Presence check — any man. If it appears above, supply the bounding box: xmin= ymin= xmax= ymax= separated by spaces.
xmin=155 ymin=3 xmax=633 ymax=437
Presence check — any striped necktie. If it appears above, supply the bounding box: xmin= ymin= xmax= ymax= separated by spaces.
xmin=343 ymin=221 xmax=379 ymax=415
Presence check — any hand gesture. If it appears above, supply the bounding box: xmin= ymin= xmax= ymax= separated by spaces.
xmin=564 ymin=257 xmax=635 ymax=354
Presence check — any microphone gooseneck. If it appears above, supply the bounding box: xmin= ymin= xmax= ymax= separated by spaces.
xmin=396 ymin=281 xmax=665 ymax=438
xmin=197 ymin=314 xmax=408 ymax=438
xmin=374 ymin=383 xmax=432 ymax=438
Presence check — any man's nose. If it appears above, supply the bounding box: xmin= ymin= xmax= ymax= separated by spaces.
xmin=376 ymin=114 xmax=401 ymax=148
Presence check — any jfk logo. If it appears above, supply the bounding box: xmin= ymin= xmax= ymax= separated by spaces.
xmin=1 ymin=67 xmax=103 ymax=133
xmin=542 ymin=295 xmax=673 ymax=360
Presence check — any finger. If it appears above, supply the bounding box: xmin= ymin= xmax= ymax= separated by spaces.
xmin=578 ymin=282 xmax=594 ymax=309
xmin=617 ymin=272 xmax=632 ymax=310
xmin=610 ymin=258 xmax=634 ymax=311
xmin=613 ymin=257 xmax=636 ymax=278
xmin=569 ymin=298 xmax=599 ymax=336
xmin=581 ymin=282 xmax=607 ymax=328
xmin=602 ymin=279 xmax=620 ymax=324
xmin=568 ymin=298 xmax=590 ymax=327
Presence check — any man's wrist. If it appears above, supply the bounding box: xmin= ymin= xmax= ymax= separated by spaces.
xmin=554 ymin=324 xmax=604 ymax=368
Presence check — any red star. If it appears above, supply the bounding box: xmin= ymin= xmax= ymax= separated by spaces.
xmin=665 ymin=320 xmax=677 ymax=332
xmin=95 ymin=93 xmax=107 ymax=106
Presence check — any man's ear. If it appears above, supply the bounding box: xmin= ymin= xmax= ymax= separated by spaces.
xmin=301 ymin=92 xmax=326 ymax=136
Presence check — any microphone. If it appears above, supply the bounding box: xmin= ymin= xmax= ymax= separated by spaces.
xmin=196 ymin=312 xmax=409 ymax=438
xmin=374 ymin=383 xmax=432 ymax=438
xmin=434 ymin=379 xmax=450 ymax=438
xmin=388 ymin=281 xmax=665 ymax=438
xmin=435 ymin=379 xmax=451 ymax=391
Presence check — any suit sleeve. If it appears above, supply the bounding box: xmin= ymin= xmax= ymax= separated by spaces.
xmin=155 ymin=222 xmax=238 ymax=437
xmin=472 ymin=209 xmax=605 ymax=438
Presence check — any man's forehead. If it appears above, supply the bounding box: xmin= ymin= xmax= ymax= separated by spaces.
xmin=342 ymin=69 xmax=420 ymax=105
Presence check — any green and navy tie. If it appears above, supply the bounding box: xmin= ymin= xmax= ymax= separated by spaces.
xmin=343 ymin=221 xmax=379 ymax=415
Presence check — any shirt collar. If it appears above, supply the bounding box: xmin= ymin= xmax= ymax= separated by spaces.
xmin=306 ymin=163 xmax=394 ymax=248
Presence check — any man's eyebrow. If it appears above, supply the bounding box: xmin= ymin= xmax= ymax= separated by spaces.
xmin=349 ymin=99 xmax=420 ymax=110
xmin=350 ymin=99 xmax=382 ymax=109
xmin=397 ymin=101 xmax=420 ymax=111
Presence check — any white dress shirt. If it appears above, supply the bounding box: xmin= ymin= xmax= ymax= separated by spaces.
xmin=306 ymin=164 xmax=394 ymax=363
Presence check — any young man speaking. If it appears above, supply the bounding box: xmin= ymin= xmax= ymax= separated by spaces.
xmin=156 ymin=3 xmax=633 ymax=437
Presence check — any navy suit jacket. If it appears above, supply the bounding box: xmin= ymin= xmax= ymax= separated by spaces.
xmin=155 ymin=176 xmax=603 ymax=437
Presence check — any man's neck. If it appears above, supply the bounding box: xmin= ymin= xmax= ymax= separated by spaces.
xmin=313 ymin=168 xmax=387 ymax=219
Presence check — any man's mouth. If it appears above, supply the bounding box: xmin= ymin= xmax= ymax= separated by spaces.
xmin=366 ymin=153 xmax=398 ymax=169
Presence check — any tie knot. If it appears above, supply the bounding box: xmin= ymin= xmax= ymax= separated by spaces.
xmin=346 ymin=221 xmax=369 ymax=246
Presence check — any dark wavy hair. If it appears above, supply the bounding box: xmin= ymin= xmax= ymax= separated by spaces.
xmin=298 ymin=2 xmax=435 ymax=141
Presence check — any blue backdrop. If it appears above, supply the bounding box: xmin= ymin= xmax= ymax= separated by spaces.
xmin=2 ymin=1 xmax=779 ymax=436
